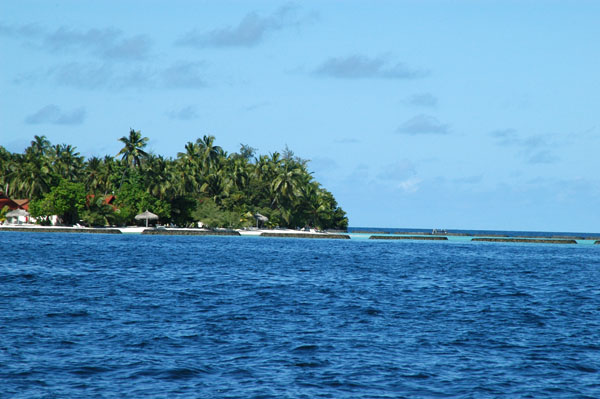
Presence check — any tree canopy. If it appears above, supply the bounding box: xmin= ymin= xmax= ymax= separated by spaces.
xmin=1 ymin=133 xmax=348 ymax=230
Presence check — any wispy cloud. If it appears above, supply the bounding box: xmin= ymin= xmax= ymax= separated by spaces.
xmin=334 ymin=138 xmax=360 ymax=144
xmin=344 ymin=164 xmax=370 ymax=185
xmin=167 ymin=105 xmax=199 ymax=120
xmin=396 ymin=114 xmax=449 ymax=135
xmin=314 ymin=55 xmax=428 ymax=79
xmin=243 ymin=101 xmax=270 ymax=112
xmin=490 ymin=128 xmax=519 ymax=145
xmin=405 ymin=93 xmax=438 ymax=107
xmin=0 ymin=23 xmax=153 ymax=61
xmin=16 ymin=61 xmax=208 ymax=91
xmin=528 ymin=151 xmax=559 ymax=164
xmin=101 ymin=34 xmax=153 ymax=61
xmin=397 ymin=177 xmax=422 ymax=193
xmin=377 ymin=160 xmax=422 ymax=193
xmin=50 ymin=62 xmax=114 ymax=89
xmin=176 ymin=4 xmax=310 ymax=48
xmin=377 ymin=160 xmax=416 ymax=181
xmin=453 ymin=175 xmax=483 ymax=184
xmin=0 ymin=21 xmax=43 ymax=38
xmin=25 ymin=105 xmax=85 ymax=125
xmin=489 ymin=128 xmax=560 ymax=164
xmin=112 ymin=66 xmax=156 ymax=89
xmin=161 ymin=61 xmax=206 ymax=89
xmin=308 ymin=156 xmax=339 ymax=173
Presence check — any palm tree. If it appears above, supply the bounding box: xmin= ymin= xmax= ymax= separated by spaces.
xmin=196 ymin=135 xmax=223 ymax=171
xmin=0 ymin=146 xmax=12 ymax=194
xmin=100 ymin=156 xmax=118 ymax=195
xmin=177 ymin=141 xmax=200 ymax=163
xmin=9 ymin=153 xmax=52 ymax=199
xmin=116 ymin=129 xmax=149 ymax=192
xmin=143 ymin=155 xmax=175 ymax=200
xmin=229 ymin=157 xmax=250 ymax=192
xmin=51 ymin=144 xmax=84 ymax=183
xmin=6 ymin=135 xmax=54 ymax=198
xmin=236 ymin=144 xmax=256 ymax=161
xmin=176 ymin=142 xmax=204 ymax=195
xmin=201 ymin=170 xmax=231 ymax=205
xmin=85 ymin=156 xmax=103 ymax=193
xmin=271 ymin=162 xmax=303 ymax=208
xmin=117 ymin=129 xmax=149 ymax=169
xmin=300 ymin=183 xmax=331 ymax=229
xmin=26 ymin=135 xmax=51 ymax=157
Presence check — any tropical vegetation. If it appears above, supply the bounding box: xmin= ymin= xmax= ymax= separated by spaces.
xmin=0 ymin=131 xmax=348 ymax=230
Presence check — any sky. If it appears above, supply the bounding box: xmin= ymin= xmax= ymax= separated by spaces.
xmin=1 ymin=0 xmax=599 ymax=232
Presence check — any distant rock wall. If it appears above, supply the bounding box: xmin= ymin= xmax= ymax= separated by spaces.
xmin=261 ymin=233 xmax=350 ymax=239
xmin=0 ymin=227 xmax=121 ymax=234
xmin=472 ymin=238 xmax=577 ymax=244
xmin=369 ymin=236 xmax=448 ymax=241
xmin=142 ymin=229 xmax=240 ymax=236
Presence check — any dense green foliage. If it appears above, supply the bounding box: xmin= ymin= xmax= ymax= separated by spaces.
xmin=29 ymin=180 xmax=87 ymax=225
xmin=0 ymin=131 xmax=348 ymax=229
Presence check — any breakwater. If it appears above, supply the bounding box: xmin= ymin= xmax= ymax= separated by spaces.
xmin=369 ymin=236 xmax=448 ymax=241
xmin=2 ymin=226 xmax=599 ymax=245
xmin=141 ymin=229 xmax=240 ymax=236
xmin=0 ymin=227 xmax=121 ymax=234
xmin=472 ymin=238 xmax=577 ymax=244
xmin=260 ymin=232 xmax=350 ymax=239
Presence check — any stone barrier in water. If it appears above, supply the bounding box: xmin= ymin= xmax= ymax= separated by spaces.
xmin=369 ymin=236 xmax=448 ymax=240
xmin=142 ymin=229 xmax=240 ymax=236
xmin=0 ymin=227 xmax=122 ymax=234
xmin=472 ymin=238 xmax=577 ymax=244
xmin=352 ymin=230 xmax=391 ymax=234
xmin=260 ymin=232 xmax=350 ymax=239
xmin=392 ymin=232 xmax=433 ymax=235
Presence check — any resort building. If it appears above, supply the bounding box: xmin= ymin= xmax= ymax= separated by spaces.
xmin=0 ymin=192 xmax=32 ymax=225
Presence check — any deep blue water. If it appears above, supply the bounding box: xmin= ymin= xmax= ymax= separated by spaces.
xmin=2 ymin=232 xmax=600 ymax=398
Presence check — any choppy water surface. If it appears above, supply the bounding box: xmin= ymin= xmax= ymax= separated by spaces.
xmin=2 ymin=232 xmax=599 ymax=398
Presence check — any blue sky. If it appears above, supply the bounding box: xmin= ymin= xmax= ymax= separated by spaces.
xmin=1 ymin=0 xmax=599 ymax=232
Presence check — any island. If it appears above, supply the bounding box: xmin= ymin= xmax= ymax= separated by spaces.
xmin=0 ymin=131 xmax=348 ymax=231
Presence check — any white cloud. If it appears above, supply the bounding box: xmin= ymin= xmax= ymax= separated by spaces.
xmin=397 ymin=177 xmax=422 ymax=193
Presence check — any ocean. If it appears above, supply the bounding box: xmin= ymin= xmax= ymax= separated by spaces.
xmin=2 ymin=230 xmax=599 ymax=398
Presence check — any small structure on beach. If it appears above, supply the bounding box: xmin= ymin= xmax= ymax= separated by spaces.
xmin=6 ymin=209 xmax=30 ymax=225
xmin=254 ymin=213 xmax=268 ymax=228
xmin=135 ymin=210 xmax=159 ymax=227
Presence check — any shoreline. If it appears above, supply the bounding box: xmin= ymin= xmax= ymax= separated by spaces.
xmin=0 ymin=225 xmax=350 ymax=239
xmin=1 ymin=225 xmax=599 ymax=245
